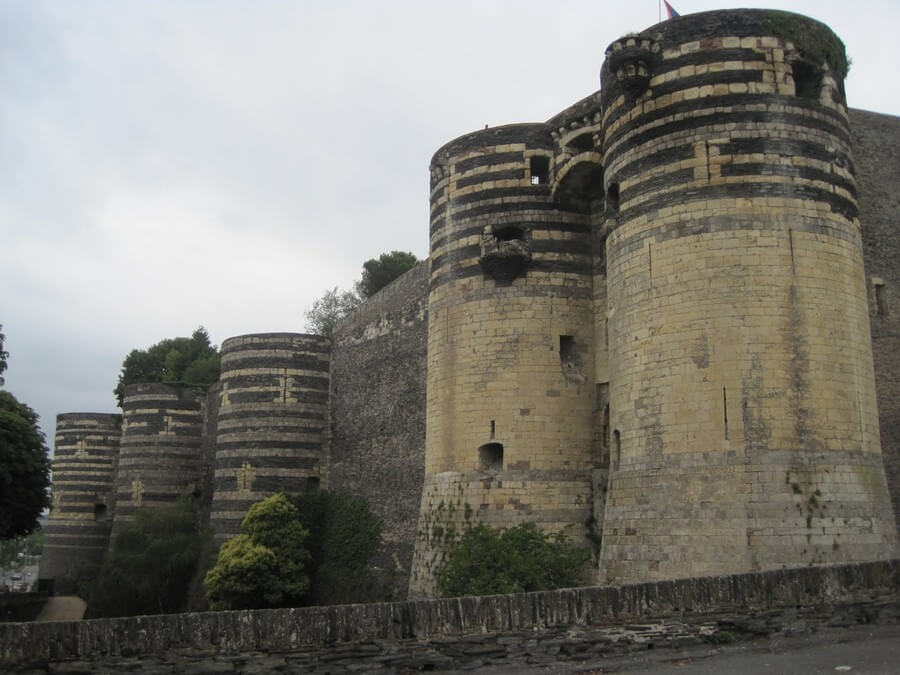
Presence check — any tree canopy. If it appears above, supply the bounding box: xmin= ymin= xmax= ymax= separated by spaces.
xmin=114 ymin=327 xmax=220 ymax=406
xmin=356 ymin=250 xmax=418 ymax=298
xmin=89 ymin=499 xmax=208 ymax=617
xmin=436 ymin=523 xmax=589 ymax=598
xmin=204 ymin=493 xmax=311 ymax=610
xmin=303 ymin=287 xmax=361 ymax=338
xmin=0 ymin=392 xmax=51 ymax=541
xmin=204 ymin=491 xmax=383 ymax=610
xmin=303 ymin=251 xmax=418 ymax=337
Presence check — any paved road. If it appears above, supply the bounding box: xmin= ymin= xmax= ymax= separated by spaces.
xmin=597 ymin=624 xmax=900 ymax=674
xmin=35 ymin=596 xmax=86 ymax=622
xmin=468 ymin=624 xmax=900 ymax=674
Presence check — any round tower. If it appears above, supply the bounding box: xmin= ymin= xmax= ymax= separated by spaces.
xmin=209 ymin=333 xmax=330 ymax=542
xmin=409 ymin=124 xmax=598 ymax=597
xmin=38 ymin=413 xmax=120 ymax=594
xmin=112 ymin=383 xmax=205 ymax=536
xmin=598 ymin=9 xmax=898 ymax=582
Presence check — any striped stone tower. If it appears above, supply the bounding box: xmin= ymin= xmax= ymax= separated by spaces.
xmin=111 ymin=383 xmax=206 ymax=536
xmin=408 ymin=125 xmax=598 ymax=597
xmin=38 ymin=414 xmax=120 ymax=594
xmin=598 ymin=9 xmax=898 ymax=582
xmin=209 ymin=333 xmax=330 ymax=542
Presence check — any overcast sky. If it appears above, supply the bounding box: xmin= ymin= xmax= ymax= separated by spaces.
xmin=2 ymin=0 xmax=898 ymax=446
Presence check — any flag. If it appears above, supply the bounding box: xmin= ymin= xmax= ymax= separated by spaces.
xmin=664 ymin=1 xmax=680 ymax=18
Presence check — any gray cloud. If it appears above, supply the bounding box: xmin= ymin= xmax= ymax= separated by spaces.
xmin=1 ymin=0 xmax=898 ymax=444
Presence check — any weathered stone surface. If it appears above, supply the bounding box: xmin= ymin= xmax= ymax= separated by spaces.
xmin=854 ymin=108 xmax=900 ymax=536
xmin=329 ymin=262 xmax=428 ymax=601
xmin=210 ymin=333 xmax=330 ymax=542
xmin=38 ymin=414 xmax=120 ymax=595
xmin=1 ymin=561 xmax=898 ymax=673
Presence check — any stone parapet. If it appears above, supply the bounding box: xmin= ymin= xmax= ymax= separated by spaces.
xmin=2 ymin=560 xmax=898 ymax=672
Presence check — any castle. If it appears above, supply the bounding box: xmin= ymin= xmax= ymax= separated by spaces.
xmin=39 ymin=9 xmax=900 ymax=600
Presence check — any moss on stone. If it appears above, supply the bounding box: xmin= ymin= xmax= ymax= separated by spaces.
xmin=763 ymin=10 xmax=850 ymax=79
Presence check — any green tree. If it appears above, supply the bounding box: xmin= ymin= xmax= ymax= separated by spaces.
xmin=0 ymin=529 xmax=44 ymax=569
xmin=0 ymin=391 xmax=51 ymax=540
xmin=304 ymin=287 xmax=361 ymax=337
xmin=290 ymin=491 xmax=382 ymax=605
xmin=89 ymin=499 xmax=208 ymax=617
xmin=204 ymin=493 xmax=311 ymax=610
xmin=355 ymin=250 xmax=418 ymax=298
xmin=436 ymin=523 xmax=589 ymax=598
xmin=114 ymin=326 xmax=220 ymax=406
xmin=0 ymin=324 xmax=8 ymax=387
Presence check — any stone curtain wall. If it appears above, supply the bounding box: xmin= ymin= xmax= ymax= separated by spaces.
xmin=2 ymin=561 xmax=898 ymax=672
xmin=854 ymin=109 xmax=900 ymax=533
xmin=329 ymin=262 xmax=429 ymax=600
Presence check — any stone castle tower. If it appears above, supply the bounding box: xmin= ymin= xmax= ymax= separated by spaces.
xmin=38 ymin=414 xmax=120 ymax=593
xmin=597 ymin=10 xmax=895 ymax=582
xmin=209 ymin=333 xmax=330 ymax=541
xmin=40 ymin=9 xmax=900 ymax=600
xmin=408 ymin=9 xmax=898 ymax=594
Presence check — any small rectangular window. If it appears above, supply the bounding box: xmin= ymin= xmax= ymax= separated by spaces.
xmin=530 ymin=156 xmax=550 ymax=185
xmin=560 ymin=335 xmax=575 ymax=365
xmin=606 ymin=183 xmax=620 ymax=214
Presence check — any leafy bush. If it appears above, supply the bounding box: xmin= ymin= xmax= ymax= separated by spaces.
xmin=303 ymin=251 xmax=418 ymax=336
xmin=204 ymin=491 xmax=382 ymax=609
xmin=304 ymin=287 xmax=361 ymax=337
xmin=89 ymin=499 xmax=208 ymax=617
xmin=436 ymin=523 xmax=589 ymax=598
xmin=356 ymin=251 xmax=418 ymax=298
xmin=290 ymin=491 xmax=382 ymax=605
xmin=204 ymin=493 xmax=311 ymax=610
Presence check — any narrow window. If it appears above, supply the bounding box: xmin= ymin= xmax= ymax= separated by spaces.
xmin=613 ymin=430 xmax=621 ymax=470
xmin=723 ymin=387 xmax=729 ymax=440
xmin=94 ymin=503 xmax=108 ymax=522
xmin=602 ymin=402 xmax=610 ymax=458
xmin=478 ymin=443 xmax=504 ymax=471
xmin=306 ymin=476 xmax=321 ymax=492
xmin=530 ymin=156 xmax=550 ymax=185
xmin=607 ymin=183 xmax=620 ymax=214
xmin=490 ymin=420 xmax=495 ymax=439
xmin=874 ymin=279 xmax=888 ymax=316
xmin=560 ymin=335 xmax=576 ymax=366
